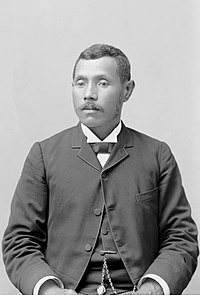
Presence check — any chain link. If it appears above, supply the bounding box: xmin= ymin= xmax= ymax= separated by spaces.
xmin=99 ymin=249 xmax=137 ymax=295
xmin=103 ymin=256 xmax=118 ymax=294
xmin=100 ymin=256 xmax=137 ymax=294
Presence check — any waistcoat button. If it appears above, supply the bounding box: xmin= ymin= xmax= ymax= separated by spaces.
xmin=118 ymin=240 xmax=123 ymax=247
xmin=102 ymin=228 xmax=108 ymax=235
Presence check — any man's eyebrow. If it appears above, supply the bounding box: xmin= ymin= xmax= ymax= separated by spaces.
xmin=74 ymin=74 xmax=110 ymax=81
xmin=74 ymin=75 xmax=85 ymax=81
xmin=96 ymin=74 xmax=110 ymax=80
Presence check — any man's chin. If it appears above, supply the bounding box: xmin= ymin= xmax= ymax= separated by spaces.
xmin=80 ymin=118 xmax=101 ymax=128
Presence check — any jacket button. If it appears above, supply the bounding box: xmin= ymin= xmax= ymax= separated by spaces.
xmin=102 ymin=172 xmax=107 ymax=179
xmin=94 ymin=208 xmax=102 ymax=216
xmin=84 ymin=244 xmax=92 ymax=252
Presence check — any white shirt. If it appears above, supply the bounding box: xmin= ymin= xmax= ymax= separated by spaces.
xmin=33 ymin=122 xmax=170 ymax=295
xmin=81 ymin=121 xmax=121 ymax=167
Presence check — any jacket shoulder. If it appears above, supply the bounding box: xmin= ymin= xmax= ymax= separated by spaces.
xmin=127 ymin=127 xmax=163 ymax=147
xmin=40 ymin=125 xmax=77 ymax=145
xmin=26 ymin=125 xmax=80 ymax=164
xmin=35 ymin=125 xmax=80 ymax=155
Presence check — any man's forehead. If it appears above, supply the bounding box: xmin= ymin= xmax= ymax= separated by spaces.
xmin=74 ymin=56 xmax=119 ymax=77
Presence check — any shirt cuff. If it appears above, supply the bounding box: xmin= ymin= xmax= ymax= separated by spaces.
xmin=33 ymin=276 xmax=64 ymax=295
xmin=138 ymin=274 xmax=170 ymax=295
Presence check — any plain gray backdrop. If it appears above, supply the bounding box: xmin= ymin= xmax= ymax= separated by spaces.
xmin=0 ymin=0 xmax=200 ymax=294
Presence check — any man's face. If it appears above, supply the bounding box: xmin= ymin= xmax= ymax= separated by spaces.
xmin=72 ymin=57 xmax=127 ymax=133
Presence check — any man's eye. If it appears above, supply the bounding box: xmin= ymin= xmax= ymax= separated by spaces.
xmin=98 ymin=80 xmax=109 ymax=87
xmin=75 ymin=80 xmax=86 ymax=87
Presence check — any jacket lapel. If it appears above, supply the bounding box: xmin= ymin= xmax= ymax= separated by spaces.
xmin=71 ymin=122 xmax=134 ymax=172
xmin=103 ymin=122 xmax=134 ymax=170
xmin=71 ymin=123 xmax=102 ymax=171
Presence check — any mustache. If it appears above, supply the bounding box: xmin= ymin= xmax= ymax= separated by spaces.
xmin=81 ymin=102 xmax=103 ymax=111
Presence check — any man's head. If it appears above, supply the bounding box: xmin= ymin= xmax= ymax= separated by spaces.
xmin=73 ymin=43 xmax=131 ymax=84
xmin=72 ymin=44 xmax=135 ymax=139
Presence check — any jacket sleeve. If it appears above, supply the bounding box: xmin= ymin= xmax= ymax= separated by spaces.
xmin=143 ymin=142 xmax=199 ymax=294
xmin=2 ymin=143 xmax=57 ymax=295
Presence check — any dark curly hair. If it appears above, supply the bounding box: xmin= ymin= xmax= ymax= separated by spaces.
xmin=72 ymin=44 xmax=131 ymax=83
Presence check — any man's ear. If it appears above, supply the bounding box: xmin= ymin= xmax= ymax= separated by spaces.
xmin=122 ymin=80 xmax=135 ymax=102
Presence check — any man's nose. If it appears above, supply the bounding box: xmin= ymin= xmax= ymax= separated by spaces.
xmin=84 ymin=83 xmax=98 ymax=101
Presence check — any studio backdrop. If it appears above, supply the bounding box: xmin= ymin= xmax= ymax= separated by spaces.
xmin=0 ymin=1 xmax=199 ymax=294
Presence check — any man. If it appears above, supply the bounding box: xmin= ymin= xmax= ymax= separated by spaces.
xmin=2 ymin=44 xmax=199 ymax=295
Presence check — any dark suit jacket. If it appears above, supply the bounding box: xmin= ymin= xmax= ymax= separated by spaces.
xmin=2 ymin=122 xmax=199 ymax=295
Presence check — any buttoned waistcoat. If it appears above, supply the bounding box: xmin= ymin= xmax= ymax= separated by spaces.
xmin=2 ymin=122 xmax=199 ymax=295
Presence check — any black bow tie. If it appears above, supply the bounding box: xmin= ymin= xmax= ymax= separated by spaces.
xmin=90 ymin=142 xmax=115 ymax=154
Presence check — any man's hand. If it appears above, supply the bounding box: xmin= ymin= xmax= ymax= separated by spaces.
xmin=39 ymin=280 xmax=78 ymax=295
xmin=135 ymin=278 xmax=164 ymax=295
